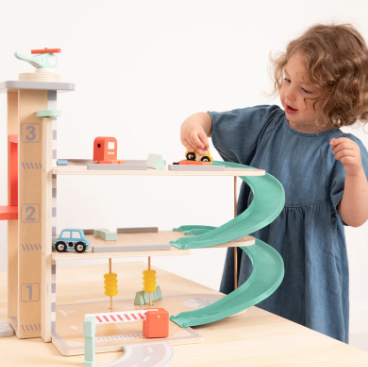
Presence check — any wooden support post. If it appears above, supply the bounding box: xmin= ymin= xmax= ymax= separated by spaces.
xmin=109 ymin=258 xmax=113 ymax=311
xmin=148 ymin=257 xmax=152 ymax=306
xmin=18 ymin=90 xmax=48 ymax=338
xmin=234 ymin=176 xmax=238 ymax=290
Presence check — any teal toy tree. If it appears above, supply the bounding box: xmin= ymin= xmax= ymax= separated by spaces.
xmin=170 ymin=161 xmax=285 ymax=327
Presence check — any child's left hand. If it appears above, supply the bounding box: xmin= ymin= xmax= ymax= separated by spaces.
xmin=330 ymin=137 xmax=363 ymax=176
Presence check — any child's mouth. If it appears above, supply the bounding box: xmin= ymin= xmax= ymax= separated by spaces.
xmin=286 ymin=104 xmax=298 ymax=113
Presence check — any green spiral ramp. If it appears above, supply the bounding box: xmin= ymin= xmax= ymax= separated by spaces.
xmin=169 ymin=161 xmax=285 ymax=328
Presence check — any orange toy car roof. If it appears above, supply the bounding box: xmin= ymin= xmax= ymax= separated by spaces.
xmin=31 ymin=48 xmax=61 ymax=54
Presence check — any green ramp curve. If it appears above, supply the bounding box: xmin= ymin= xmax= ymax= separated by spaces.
xmin=169 ymin=161 xmax=285 ymax=328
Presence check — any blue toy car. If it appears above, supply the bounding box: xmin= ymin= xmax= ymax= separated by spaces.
xmin=54 ymin=229 xmax=90 ymax=253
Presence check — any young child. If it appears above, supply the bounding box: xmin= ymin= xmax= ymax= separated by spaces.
xmin=180 ymin=22 xmax=368 ymax=344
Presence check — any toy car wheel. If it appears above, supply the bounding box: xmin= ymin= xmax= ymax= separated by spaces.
xmin=55 ymin=242 xmax=67 ymax=252
xmin=201 ymin=156 xmax=211 ymax=162
xmin=186 ymin=152 xmax=196 ymax=161
xmin=75 ymin=242 xmax=86 ymax=253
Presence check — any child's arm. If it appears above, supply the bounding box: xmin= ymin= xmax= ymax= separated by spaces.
xmin=330 ymin=137 xmax=368 ymax=227
xmin=180 ymin=112 xmax=212 ymax=156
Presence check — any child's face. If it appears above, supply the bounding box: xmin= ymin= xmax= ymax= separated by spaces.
xmin=280 ymin=52 xmax=328 ymax=133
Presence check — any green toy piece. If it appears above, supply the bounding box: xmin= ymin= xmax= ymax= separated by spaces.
xmin=173 ymin=225 xmax=215 ymax=235
xmin=147 ymin=154 xmax=165 ymax=170
xmin=169 ymin=160 xmax=285 ymax=328
xmin=15 ymin=51 xmax=58 ymax=69
xmin=36 ymin=110 xmax=61 ymax=118
xmin=134 ymin=285 xmax=163 ymax=305
xmin=57 ymin=160 xmax=68 ymax=166
xmin=94 ymin=229 xmax=117 ymax=241
xmin=83 ymin=317 xmax=96 ymax=367
xmin=170 ymin=161 xmax=285 ymax=249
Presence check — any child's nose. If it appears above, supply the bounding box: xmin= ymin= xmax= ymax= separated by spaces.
xmin=285 ymin=88 xmax=296 ymax=102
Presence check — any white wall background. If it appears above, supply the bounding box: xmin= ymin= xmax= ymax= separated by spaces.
xmin=0 ymin=0 xmax=367 ymax=348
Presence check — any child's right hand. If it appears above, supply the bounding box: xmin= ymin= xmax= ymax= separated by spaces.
xmin=180 ymin=113 xmax=212 ymax=156
xmin=180 ymin=122 xmax=209 ymax=156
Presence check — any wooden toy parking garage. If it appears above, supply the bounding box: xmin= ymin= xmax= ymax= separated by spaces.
xmin=0 ymin=49 xmax=285 ymax=366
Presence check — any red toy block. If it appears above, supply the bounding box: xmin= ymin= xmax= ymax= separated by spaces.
xmin=0 ymin=206 xmax=18 ymax=220
xmin=31 ymin=48 xmax=61 ymax=54
xmin=179 ymin=160 xmax=212 ymax=166
xmin=143 ymin=308 xmax=169 ymax=338
xmin=8 ymin=135 xmax=18 ymax=206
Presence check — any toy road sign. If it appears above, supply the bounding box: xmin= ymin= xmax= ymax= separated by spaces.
xmin=85 ymin=310 xmax=159 ymax=324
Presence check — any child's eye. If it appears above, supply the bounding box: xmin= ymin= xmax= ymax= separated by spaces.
xmin=284 ymin=78 xmax=311 ymax=94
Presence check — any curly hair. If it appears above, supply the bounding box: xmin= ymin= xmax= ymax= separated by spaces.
xmin=264 ymin=22 xmax=368 ymax=130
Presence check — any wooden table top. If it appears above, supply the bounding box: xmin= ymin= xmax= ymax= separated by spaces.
xmin=0 ymin=261 xmax=367 ymax=366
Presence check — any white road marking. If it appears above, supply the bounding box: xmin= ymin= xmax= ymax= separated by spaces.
xmin=59 ymin=310 xmax=76 ymax=317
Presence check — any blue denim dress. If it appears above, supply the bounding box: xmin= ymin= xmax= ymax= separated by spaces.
xmin=209 ymin=104 xmax=368 ymax=343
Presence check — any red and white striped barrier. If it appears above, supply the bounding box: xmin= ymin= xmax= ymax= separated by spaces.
xmin=85 ymin=309 xmax=159 ymax=324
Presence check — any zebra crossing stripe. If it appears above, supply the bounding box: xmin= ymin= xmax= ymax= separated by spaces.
xmin=86 ymin=310 xmax=159 ymax=324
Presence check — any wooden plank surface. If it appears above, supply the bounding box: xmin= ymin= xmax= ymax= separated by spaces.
xmin=53 ymin=164 xmax=265 ymax=177
xmin=51 ymin=231 xmax=255 ymax=260
xmin=0 ymin=262 xmax=367 ymax=366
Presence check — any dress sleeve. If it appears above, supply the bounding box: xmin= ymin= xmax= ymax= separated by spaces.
xmin=330 ymin=134 xmax=368 ymax=226
xmin=208 ymin=104 xmax=280 ymax=165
